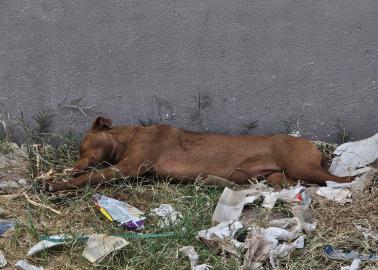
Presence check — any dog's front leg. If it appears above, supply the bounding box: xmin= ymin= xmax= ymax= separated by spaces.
xmin=44 ymin=162 xmax=129 ymax=192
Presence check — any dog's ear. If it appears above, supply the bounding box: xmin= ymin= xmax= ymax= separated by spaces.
xmin=92 ymin=117 xmax=112 ymax=131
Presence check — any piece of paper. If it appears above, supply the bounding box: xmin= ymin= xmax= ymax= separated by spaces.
xmin=316 ymin=187 xmax=352 ymax=205
xmin=242 ymin=227 xmax=299 ymax=269
xmin=15 ymin=260 xmax=44 ymax=270
xmin=329 ymin=133 xmax=378 ymax=177
xmin=82 ymin=234 xmax=129 ymax=263
xmin=270 ymin=236 xmax=305 ymax=268
xmin=242 ymin=228 xmax=272 ymax=269
xmin=179 ymin=246 xmax=213 ymax=270
xmin=27 ymin=235 xmax=68 ymax=256
xmin=211 ymin=188 xmax=247 ymax=225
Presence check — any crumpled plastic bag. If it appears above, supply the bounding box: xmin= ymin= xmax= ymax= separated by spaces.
xmin=269 ymin=236 xmax=305 ymax=268
xmin=197 ymin=221 xmax=244 ymax=254
xmin=268 ymin=217 xmax=316 ymax=234
xmin=151 ymin=204 xmax=182 ymax=227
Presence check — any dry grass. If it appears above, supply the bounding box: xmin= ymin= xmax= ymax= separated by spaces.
xmin=0 ymin=140 xmax=377 ymax=270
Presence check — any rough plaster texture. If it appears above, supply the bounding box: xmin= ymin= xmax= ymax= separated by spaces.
xmin=0 ymin=0 xmax=377 ymax=143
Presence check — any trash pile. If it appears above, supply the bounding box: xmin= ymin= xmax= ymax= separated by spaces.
xmin=186 ymin=133 xmax=378 ymax=269
xmin=0 ymin=133 xmax=377 ymax=269
xmin=195 ymin=182 xmax=314 ymax=269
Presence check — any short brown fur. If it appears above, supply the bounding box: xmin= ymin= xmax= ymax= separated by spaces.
xmin=44 ymin=117 xmax=350 ymax=191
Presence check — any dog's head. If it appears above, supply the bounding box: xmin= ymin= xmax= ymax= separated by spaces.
xmin=73 ymin=117 xmax=115 ymax=172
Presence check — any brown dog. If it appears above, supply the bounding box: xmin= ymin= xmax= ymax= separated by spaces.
xmin=44 ymin=117 xmax=350 ymax=192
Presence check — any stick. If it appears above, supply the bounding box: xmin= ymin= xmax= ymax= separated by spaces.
xmin=23 ymin=192 xmax=61 ymax=215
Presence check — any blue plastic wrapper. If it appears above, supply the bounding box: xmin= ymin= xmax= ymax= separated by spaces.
xmin=323 ymin=245 xmax=378 ymax=261
xmin=0 ymin=219 xmax=16 ymax=236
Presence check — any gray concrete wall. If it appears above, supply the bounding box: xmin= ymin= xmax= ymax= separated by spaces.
xmin=0 ymin=0 xmax=377 ymax=143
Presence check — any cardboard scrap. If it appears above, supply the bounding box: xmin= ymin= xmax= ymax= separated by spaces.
xmin=82 ymin=234 xmax=128 ymax=263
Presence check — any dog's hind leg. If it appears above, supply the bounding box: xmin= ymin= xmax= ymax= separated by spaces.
xmin=286 ymin=163 xmax=351 ymax=185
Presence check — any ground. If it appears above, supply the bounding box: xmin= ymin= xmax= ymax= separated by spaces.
xmin=0 ymin=140 xmax=377 ymax=270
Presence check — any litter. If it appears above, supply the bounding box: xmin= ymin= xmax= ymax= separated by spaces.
xmin=269 ymin=236 xmax=305 ymax=268
xmin=0 ymin=219 xmax=16 ymax=236
xmin=0 ymin=207 xmax=4 ymax=215
xmin=0 ymin=250 xmax=6 ymax=267
xmin=212 ymin=188 xmax=247 ymax=225
xmin=340 ymin=259 xmax=361 ymax=270
xmin=242 ymin=228 xmax=271 ymax=269
xmin=15 ymin=260 xmax=44 ymax=270
xmin=212 ymin=184 xmax=310 ymax=225
xmin=93 ymin=194 xmax=145 ymax=229
xmin=323 ymin=245 xmax=378 ymax=261
xmin=82 ymin=234 xmax=129 ymax=264
xmin=198 ymin=221 xmax=243 ymax=241
xmin=179 ymin=246 xmax=212 ymax=270
xmin=197 ymin=221 xmax=244 ymax=254
xmin=351 ymin=168 xmax=377 ymax=194
xmin=316 ymin=187 xmax=352 ymax=205
xmin=27 ymin=235 xmax=69 ymax=256
xmin=290 ymin=205 xmax=317 ymax=233
xmin=268 ymin=217 xmax=316 ymax=234
xmin=261 ymin=227 xmax=297 ymax=247
xmin=242 ymin=227 xmax=301 ymax=269
xmin=329 ymin=133 xmax=378 ymax=177
xmin=316 ymin=167 xmax=377 ymax=204
xmin=354 ymin=224 xmax=378 ymax=241
xmin=151 ymin=204 xmax=182 ymax=227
